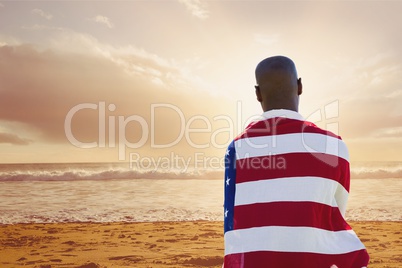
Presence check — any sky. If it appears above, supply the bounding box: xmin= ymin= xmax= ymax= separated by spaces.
xmin=0 ymin=0 xmax=401 ymax=164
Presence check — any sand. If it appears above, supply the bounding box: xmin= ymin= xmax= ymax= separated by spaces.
xmin=0 ymin=221 xmax=400 ymax=268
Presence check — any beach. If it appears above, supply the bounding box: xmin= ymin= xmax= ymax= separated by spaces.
xmin=0 ymin=221 xmax=401 ymax=268
xmin=1 ymin=162 xmax=401 ymax=267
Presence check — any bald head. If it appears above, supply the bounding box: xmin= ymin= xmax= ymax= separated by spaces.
xmin=254 ymin=56 xmax=302 ymax=112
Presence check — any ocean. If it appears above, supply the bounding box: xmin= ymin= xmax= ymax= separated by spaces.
xmin=0 ymin=161 xmax=401 ymax=224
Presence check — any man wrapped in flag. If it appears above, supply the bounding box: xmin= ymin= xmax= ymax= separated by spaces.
xmin=223 ymin=56 xmax=369 ymax=267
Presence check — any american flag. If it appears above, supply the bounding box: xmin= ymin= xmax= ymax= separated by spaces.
xmin=223 ymin=110 xmax=369 ymax=268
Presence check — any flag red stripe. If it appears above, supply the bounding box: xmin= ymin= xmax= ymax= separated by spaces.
xmin=224 ymin=249 xmax=370 ymax=268
xmin=235 ymin=118 xmax=340 ymax=140
xmin=234 ymin=202 xmax=351 ymax=231
xmin=236 ymin=152 xmax=350 ymax=191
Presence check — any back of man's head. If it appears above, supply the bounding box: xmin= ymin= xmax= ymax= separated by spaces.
xmin=255 ymin=56 xmax=301 ymax=111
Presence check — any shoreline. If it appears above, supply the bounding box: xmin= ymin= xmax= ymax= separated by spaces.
xmin=1 ymin=221 xmax=401 ymax=267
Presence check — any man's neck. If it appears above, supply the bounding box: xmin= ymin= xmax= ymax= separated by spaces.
xmin=263 ymin=104 xmax=298 ymax=113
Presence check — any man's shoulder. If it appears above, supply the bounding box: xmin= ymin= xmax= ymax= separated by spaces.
xmin=301 ymin=121 xmax=343 ymax=140
xmin=235 ymin=117 xmax=343 ymax=141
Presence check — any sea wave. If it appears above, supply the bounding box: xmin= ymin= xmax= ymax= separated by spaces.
xmin=0 ymin=168 xmax=223 ymax=182
xmin=0 ymin=162 xmax=401 ymax=182
xmin=1 ymin=207 xmax=399 ymax=224
xmin=350 ymin=161 xmax=402 ymax=179
xmin=0 ymin=207 xmax=223 ymax=224
xmin=351 ymin=169 xmax=402 ymax=179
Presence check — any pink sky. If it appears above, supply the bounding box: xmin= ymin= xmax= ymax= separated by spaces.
xmin=0 ymin=1 xmax=401 ymax=163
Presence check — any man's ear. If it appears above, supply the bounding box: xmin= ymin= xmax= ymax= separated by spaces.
xmin=255 ymin=85 xmax=263 ymax=102
xmin=297 ymin=78 xmax=303 ymax=96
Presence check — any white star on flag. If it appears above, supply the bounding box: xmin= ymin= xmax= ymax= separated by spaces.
xmin=225 ymin=149 xmax=230 ymax=156
xmin=225 ymin=208 xmax=229 ymax=218
xmin=226 ymin=177 xmax=230 ymax=186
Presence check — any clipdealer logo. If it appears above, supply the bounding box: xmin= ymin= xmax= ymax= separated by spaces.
xmin=64 ymin=100 xmax=341 ymax=168
xmin=64 ymin=101 xmax=258 ymax=161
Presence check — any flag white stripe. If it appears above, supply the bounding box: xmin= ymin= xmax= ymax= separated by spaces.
xmin=235 ymin=177 xmax=348 ymax=208
xmin=224 ymin=226 xmax=366 ymax=255
xmin=234 ymin=133 xmax=349 ymax=161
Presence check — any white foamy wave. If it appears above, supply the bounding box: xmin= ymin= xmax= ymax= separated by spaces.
xmin=0 ymin=207 xmax=223 ymax=225
xmin=0 ymin=163 xmax=223 ymax=182
xmin=350 ymin=161 xmax=402 ymax=179
xmin=346 ymin=208 xmax=402 ymax=221
xmin=351 ymin=168 xmax=402 ymax=179
xmin=1 ymin=161 xmax=401 ymax=182
xmin=1 ymin=206 xmax=398 ymax=224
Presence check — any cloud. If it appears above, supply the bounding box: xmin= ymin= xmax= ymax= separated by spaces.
xmin=0 ymin=132 xmax=32 ymax=145
xmin=42 ymin=29 xmax=215 ymax=94
xmin=21 ymin=24 xmax=64 ymax=31
xmin=372 ymin=127 xmax=402 ymax=138
xmin=298 ymin=50 xmax=402 ymax=161
xmin=303 ymin=51 xmax=402 ymax=139
xmin=0 ymin=37 xmax=233 ymax=161
xmin=0 ymin=34 xmax=20 ymax=47
xmin=89 ymin=15 xmax=114 ymax=29
xmin=178 ymin=0 xmax=209 ymax=19
xmin=31 ymin=8 xmax=53 ymax=20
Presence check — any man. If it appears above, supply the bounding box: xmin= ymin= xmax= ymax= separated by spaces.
xmin=223 ymin=56 xmax=369 ymax=267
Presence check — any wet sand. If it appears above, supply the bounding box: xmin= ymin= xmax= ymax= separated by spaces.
xmin=0 ymin=221 xmax=401 ymax=267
